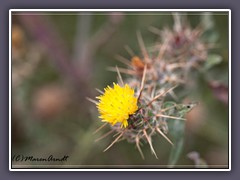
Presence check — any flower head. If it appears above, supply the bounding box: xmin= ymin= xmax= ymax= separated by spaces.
xmin=97 ymin=83 xmax=138 ymax=128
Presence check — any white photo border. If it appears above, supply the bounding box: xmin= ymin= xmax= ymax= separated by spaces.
xmin=9 ymin=9 xmax=231 ymax=171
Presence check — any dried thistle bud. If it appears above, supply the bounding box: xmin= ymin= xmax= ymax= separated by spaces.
xmin=12 ymin=25 xmax=25 ymax=50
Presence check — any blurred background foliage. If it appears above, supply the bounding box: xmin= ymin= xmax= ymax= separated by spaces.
xmin=12 ymin=11 xmax=229 ymax=167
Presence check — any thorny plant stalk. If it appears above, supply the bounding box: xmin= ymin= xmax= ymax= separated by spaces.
xmin=19 ymin=13 xmax=124 ymax=101
xmin=88 ymin=13 xmax=215 ymax=165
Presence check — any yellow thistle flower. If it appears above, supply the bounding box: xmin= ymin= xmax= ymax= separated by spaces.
xmin=97 ymin=83 xmax=138 ymax=128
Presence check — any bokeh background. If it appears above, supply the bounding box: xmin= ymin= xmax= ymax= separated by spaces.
xmin=11 ymin=11 xmax=229 ymax=168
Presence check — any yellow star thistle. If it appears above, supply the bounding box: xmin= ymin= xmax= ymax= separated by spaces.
xmin=96 ymin=83 xmax=138 ymax=128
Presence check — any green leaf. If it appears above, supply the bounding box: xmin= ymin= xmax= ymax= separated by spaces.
xmin=162 ymin=102 xmax=197 ymax=167
xmin=201 ymin=13 xmax=214 ymax=30
xmin=203 ymin=30 xmax=219 ymax=43
xmin=200 ymin=13 xmax=219 ymax=43
xmin=168 ymin=119 xmax=185 ymax=168
xmin=168 ymin=137 xmax=184 ymax=168
xmin=204 ymin=54 xmax=222 ymax=70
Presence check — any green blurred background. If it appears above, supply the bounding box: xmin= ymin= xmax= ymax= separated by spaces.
xmin=11 ymin=11 xmax=229 ymax=168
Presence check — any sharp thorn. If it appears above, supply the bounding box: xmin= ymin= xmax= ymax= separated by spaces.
xmin=86 ymin=97 xmax=98 ymax=105
xmin=103 ymin=133 xmax=123 ymax=152
xmin=156 ymin=127 xmax=174 ymax=146
xmin=156 ymin=114 xmax=186 ymax=121
xmin=95 ymin=129 xmax=114 ymax=142
xmin=93 ymin=123 xmax=108 ymax=134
